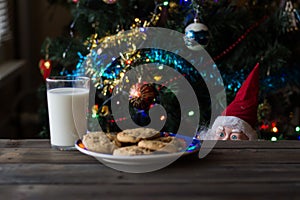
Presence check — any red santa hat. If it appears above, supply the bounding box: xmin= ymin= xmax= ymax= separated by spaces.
xmin=211 ymin=63 xmax=260 ymax=140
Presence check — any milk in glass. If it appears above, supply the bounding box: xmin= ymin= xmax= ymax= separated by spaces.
xmin=47 ymin=87 xmax=89 ymax=147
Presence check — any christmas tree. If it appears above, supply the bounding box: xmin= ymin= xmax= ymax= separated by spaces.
xmin=39 ymin=0 xmax=300 ymax=140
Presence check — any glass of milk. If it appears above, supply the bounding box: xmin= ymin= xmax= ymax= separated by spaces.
xmin=46 ymin=76 xmax=90 ymax=150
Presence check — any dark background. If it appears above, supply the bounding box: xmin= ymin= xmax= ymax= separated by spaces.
xmin=0 ymin=0 xmax=71 ymax=138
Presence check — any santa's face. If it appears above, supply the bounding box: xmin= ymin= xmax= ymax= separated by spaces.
xmin=215 ymin=126 xmax=249 ymax=140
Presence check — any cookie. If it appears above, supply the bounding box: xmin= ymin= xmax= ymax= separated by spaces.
xmin=162 ymin=137 xmax=186 ymax=153
xmin=138 ymin=137 xmax=186 ymax=153
xmin=105 ymin=133 xmax=116 ymax=141
xmin=157 ymin=136 xmax=186 ymax=153
xmin=159 ymin=143 xmax=182 ymax=153
xmin=113 ymin=145 xmax=152 ymax=156
xmin=116 ymin=128 xmax=160 ymax=143
xmin=138 ymin=140 xmax=166 ymax=151
xmin=154 ymin=136 xmax=174 ymax=143
xmin=82 ymin=131 xmax=118 ymax=154
xmin=106 ymin=133 xmax=122 ymax=147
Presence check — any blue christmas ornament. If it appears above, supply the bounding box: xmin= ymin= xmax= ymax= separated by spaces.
xmin=184 ymin=19 xmax=209 ymax=51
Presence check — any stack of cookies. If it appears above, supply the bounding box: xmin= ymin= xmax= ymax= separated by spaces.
xmin=82 ymin=128 xmax=186 ymax=156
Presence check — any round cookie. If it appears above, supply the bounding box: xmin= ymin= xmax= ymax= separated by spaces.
xmin=106 ymin=133 xmax=122 ymax=147
xmin=154 ymin=136 xmax=174 ymax=143
xmin=116 ymin=131 xmax=140 ymax=143
xmin=138 ymin=140 xmax=166 ymax=151
xmin=113 ymin=145 xmax=152 ymax=156
xmin=138 ymin=137 xmax=186 ymax=153
xmin=159 ymin=143 xmax=182 ymax=153
xmin=163 ymin=137 xmax=186 ymax=153
xmin=82 ymin=131 xmax=118 ymax=154
xmin=116 ymin=128 xmax=160 ymax=143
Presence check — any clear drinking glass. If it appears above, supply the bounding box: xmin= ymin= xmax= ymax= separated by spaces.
xmin=46 ymin=76 xmax=90 ymax=150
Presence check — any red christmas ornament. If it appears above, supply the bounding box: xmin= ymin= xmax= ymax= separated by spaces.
xmin=39 ymin=59 xmax=52 ymax=80
xmin=129 ymin=83 xmax=158 ymax=110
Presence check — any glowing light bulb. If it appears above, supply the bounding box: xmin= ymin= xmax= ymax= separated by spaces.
xmin=271 ymin=137 xmax=277 ymax=142
xmin=44 ymin=61 xmax=51 ymax=69
xmin=188 ymin=111 xmax=194 ymax=116
xmin=153 ymin=76 xmax=162 ymax=81
xmin=160 ymin=115 xmax=166 ymax=121
xmin=295 ymin=126 xmax=300 ymax=132
xmin=272 ymin=127 xmax=278 ymax=133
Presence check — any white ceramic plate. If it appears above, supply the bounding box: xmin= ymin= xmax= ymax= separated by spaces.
xmin=75 ymin=133 xmax=200 ymax=173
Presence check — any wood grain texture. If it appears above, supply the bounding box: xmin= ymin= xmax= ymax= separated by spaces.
xmin=0 ymin=183 xmax=299 ymax=200
xmin=0 ymin=139 xmax=299 ymax=199
xmin=1 ymin=139 xmax=299 ymax=149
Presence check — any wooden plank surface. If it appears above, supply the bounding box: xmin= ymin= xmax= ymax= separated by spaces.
xmin=1 ymin=139 xmax=299 ymax=149
xmin=0 ymin=183 xmax=299 ymax=200
xmin=0 ymin=147 xmax=300 ymax=164
xmin=0 ymin=139 xmax=299 ymax=199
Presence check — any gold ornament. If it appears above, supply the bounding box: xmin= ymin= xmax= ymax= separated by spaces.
xmin=100 ymin=105 xmax=110 ymax=117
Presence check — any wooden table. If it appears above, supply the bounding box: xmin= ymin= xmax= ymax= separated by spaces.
xmin=0 ymin=139 xmax=299 ymax=199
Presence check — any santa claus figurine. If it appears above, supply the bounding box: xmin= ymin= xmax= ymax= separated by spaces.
xmin=203 ymin=63 xmax=260 ymax=140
